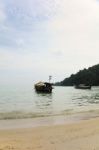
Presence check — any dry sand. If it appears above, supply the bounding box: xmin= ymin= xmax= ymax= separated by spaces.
xmin=0 ymin=118 xmax=99 ymax=150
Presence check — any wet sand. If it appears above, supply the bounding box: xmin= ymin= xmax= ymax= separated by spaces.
xmin=0 ymin=116 xmax=99 ymax=150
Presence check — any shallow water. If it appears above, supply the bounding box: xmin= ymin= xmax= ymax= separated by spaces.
xmin=0 ymin=84 xmax=99 ymax=119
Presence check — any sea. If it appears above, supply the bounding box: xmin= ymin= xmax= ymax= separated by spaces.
xmin=0 ymin=84 xmax=99 ymax=120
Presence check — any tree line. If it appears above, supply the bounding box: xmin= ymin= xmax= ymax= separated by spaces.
xmin=55 ymin=64 xmax=99 ymax=86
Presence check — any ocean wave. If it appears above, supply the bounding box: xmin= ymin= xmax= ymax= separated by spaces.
xmin=0 ymin=111 xmax=51 ymax=120
xmin=0 ymin=108 xmax=99 ymax=120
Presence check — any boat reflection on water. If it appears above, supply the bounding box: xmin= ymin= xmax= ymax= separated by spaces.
xmin=34 ymin=91 xmax=53 ymax=115
xmin=35 ymin=91 xmax=53 ymax=98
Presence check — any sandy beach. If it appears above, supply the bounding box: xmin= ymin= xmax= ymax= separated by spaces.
xmin=0 ymin=117 xmax=99 ymax=150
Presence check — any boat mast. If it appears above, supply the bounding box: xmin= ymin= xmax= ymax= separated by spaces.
xmin=49 ymin=75 xmax=52 ymax=83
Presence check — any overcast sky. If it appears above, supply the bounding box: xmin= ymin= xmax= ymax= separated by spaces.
xmin=0 ymin=0 xmax=99 ymax=85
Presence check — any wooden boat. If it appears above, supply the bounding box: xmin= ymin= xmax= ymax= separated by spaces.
xmin=34 ymin=82 xmax=53 ymax=93
xmin=75 ymin=84 xmax=91 ymax=89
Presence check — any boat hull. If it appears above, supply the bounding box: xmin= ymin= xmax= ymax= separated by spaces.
xmin=75 ymin=85 xmax=91 ymax=89
xmin=34 ymin=82 xmax=53 ymax=93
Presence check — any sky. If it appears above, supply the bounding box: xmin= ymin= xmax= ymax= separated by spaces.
xmin=0 ymin=0 xmax=99 ymax=85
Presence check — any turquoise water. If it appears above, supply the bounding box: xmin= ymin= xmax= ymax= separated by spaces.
xmin=0 ymin=85 xmax=99 ymax=119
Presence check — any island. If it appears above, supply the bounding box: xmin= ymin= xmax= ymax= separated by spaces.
xmin=55 ymin=64 xmax=99 ymax=86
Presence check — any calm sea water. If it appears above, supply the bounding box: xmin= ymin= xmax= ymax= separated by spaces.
xmin=0 ymin=85 xmax=99 ymax=120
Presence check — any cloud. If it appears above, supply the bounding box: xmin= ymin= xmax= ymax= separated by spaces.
xmin=0 ymin=0 xmax=99 ymax=82
xmin=47 ymin=0 xmax=99 ymax=56
xmin=0 ymin=0 xmax=58 ymax=50
xmin=4 ymin=0 xmax=58 ymax=25
xmin=0 ymin=1 xmax=6 ymax=22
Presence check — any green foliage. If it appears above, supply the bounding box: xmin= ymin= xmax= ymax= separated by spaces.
xmin=55 ymin=64 xmax=99 ymax=86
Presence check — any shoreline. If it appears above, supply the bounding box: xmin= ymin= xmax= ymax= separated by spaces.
xmin=0 ymin=110 xmax=99 ymax=130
